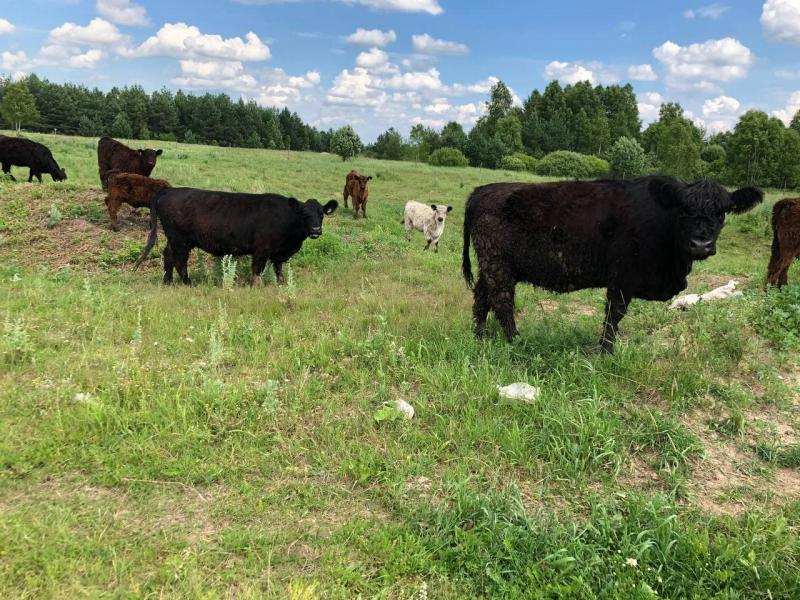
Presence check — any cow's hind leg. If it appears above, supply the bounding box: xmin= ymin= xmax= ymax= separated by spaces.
xmin=343 ymin=187 xmax=349 ymax=209
xmin=472 ymin=273 xmax=490 ymax=339
xmin=162 ymin=243 xmax=175 ymax=284
xmin=106 ymin=196 xmax=121 ymax=231
xmin=599 ymin=287 xmax=629 ymax=353
xmin=273 ymin=261 xmax=286 ymax=285
xmin=491 ymin=277 xmax=518 ymax=342
xmin=174 ymin=246 xmax=192 ymax=286
xmin=251 ymin=255 xmax=267 ymax=286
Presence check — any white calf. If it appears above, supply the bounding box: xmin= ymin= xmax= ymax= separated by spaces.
xmin=403 ymin=201 xmax=453 ymax=252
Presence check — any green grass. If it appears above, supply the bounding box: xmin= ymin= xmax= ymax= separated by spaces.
xmin=1 ymin=132 xmax=799 ymax=598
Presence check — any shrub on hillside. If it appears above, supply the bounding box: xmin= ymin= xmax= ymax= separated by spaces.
xmin=428 ymin=147 xmax=469 ymax=167
xmin=608 ymin=137 xmax=650 ymax=179
xmin=535 ymin=151 xmax=609 ymax=179
xmin=499 ymin=153 xmax=537 ymax=172
xmin=330 ymin=126 xmax=363 ymax=161
xmin=701 ymin=144 xmax=726 ymax=164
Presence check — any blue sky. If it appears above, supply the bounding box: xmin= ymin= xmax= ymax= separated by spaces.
xmin=1 ymin=0 xmax=800 ymax=140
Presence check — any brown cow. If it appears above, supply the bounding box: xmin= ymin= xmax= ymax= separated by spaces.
xmin=105 ymin=172 xmax=171 ymax=231
xmin=767 ymin=198 xmax=800 ymax=288
xmin=98 ymin=136 xmax=163 ymax=190
xmin=343 ymin=170 xmax=372 ymax=218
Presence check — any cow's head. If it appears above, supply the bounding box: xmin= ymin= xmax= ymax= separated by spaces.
xmin=354 ymin=174 xmax=372 ymax=193
xmin=430 ymin=204 xmax=453 ymax=224
xmin=302 ymin=199 xmax=338 ymax=238
xmin=53 ymin=168 xmax=67 ymax=182
xmin=651 ymin=178 xmax=763 ymax=260
xmin=138 ymin=148 xmax=163 ymax=170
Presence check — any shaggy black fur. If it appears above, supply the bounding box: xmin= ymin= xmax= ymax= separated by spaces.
xmin=462 ymin=176 xmax=763 ymax=352
xmin=0 ymin=136 xmax=67 ymax=182
xmin=134 ymin=187 xmax=338 ymax=286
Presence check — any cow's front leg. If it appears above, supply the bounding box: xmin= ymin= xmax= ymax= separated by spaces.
xmin=599 ymin=287 xmax=629 ymax=353
xmin=28 ymin=170 xmax=34 ymax=183
xmin=273 ymin=261 xmax=286 ymax=285
xmin=251 ymin=255 xmax=268 ymax=286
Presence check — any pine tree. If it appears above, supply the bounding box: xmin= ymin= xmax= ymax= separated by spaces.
xmin=0 ymin=81 xmax=39 ymax=131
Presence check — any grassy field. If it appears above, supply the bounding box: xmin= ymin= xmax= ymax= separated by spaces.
xmin=1 ymin=132 xmax=799 ymax=598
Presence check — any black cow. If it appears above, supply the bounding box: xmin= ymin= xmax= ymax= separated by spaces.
xmin=134 ymin=188 xmax=338 ymax=285
xmin=0 ymin=136 xmax=67 ymax=182
xmin=462 ymin=176 xmax=763 ymax=352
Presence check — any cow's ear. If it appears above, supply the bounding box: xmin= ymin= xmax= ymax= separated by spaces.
xmin=649 ymin=177 xmax=685 ymax=209
xmin=156 ymin=149 xmax=163 ymax=156
xmin=138 ymin=149 xmax=145 ymax=155
xmin=431 ymin=204 xmax=438 ymax=211
xmin=447 ymin=205 xmax=453 ymax=212
xmin=323 ymin=200 xmax=338 ymax=215
xmin=726 ymin=187 xmax=763 ymax=214
xmin=367 ymin=176 xmax=373 ymax=181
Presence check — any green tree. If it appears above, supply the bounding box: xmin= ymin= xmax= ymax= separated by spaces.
xmin=409 ymin=124 xmax=440 ymax=162
xmin=726 ymin=110 xmax=800 ymax=188
xmin=494 ymin=114 xmax=524 ymax=156
xmin=486 ymin=80 xmax=514 ymax=124
xmin=790 ymin=110 xmax=800 ymax=135
xmin=330 ymin=125 xmax=362 ymax=161
xmin=110 ymin=112 xmax=133 ymax=139
xmin=608 ymin=137 xmax=649 ymax=178
xmin=439 ymin=121 xmax=467 ymax=154
xmin=372 ymin=127 xmax=406 ymax=160
xmin=642 ymin=103 xmax=703 ymax=180
xmin=0 ymin=81 xmax=39 ymax=131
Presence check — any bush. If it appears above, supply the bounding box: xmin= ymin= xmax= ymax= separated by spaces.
xmin=330 ymin=126 xmax=363 ymax=161
xmin=608 ymin=137 xmax=650 ymax=179
xmin=428 ymin=147 xmax=469 ymax=168
xmin=535 ymin=151 xmax=609 ymax=179
xmin=701 ymin=144 xmax=726 ymax=163
xmin=499 ymin=153 xmax=537 ymax=172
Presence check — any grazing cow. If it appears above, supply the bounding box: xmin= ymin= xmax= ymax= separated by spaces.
xmin=134 ymin=187 xmax=338 ymax=286
xmin=403 ymin=201 xmax=453 ymax=252
xmin=104 ymin=172 xmax=171 ymax=231
xmin=343 ymin=170 xmax=372 ymax=218
xmin=462 ymin=176 xmax=763 ymax=352
xmin=0 ymin=136 xmax=67 ymax=182
xmin=98 ymin=136 xmax=162 ymax=190
xmin=767 ymin=198 xmax=800 ymax=288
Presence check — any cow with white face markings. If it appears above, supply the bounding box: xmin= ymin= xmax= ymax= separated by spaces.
xmin=403 ymin=201 xmax=453 ymax=252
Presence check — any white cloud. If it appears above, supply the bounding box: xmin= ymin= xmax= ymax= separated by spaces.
xmin=411 ymin=33 xmax=468 ymax=55
xmin=49 ymin=18 xmax=127 ymax=46
xmin=0 ymin=19 xmax=15 ymax=35
xmin=1 ymin=50 xmax=29 ymax=71
xmin=637 ymin=91 xmax=664 ymax=123
xmin=383 ymin=68 xmax=444 ymax=91
xmin=772 ymin=91 xmax=800 ymax=124
xmin=355 ymin=47 xmax=394 ymax=72
xmin=234 ymin=0 xmax=443 ymax=14
xmin=544 ymin=61 xmax=596 ymax=85
xmin=96 ymin=0 xmax=150 ymax=27
xmin=683 ymin=4 xmax=730 ymax=20
xmin=346 ymin=28 xmax=396 ymax=47
xmin=628 ymin=64 xmax=658 ymax=81
xmin=3 ymin=45 xmax=105 ymax=71
xmin=327 ymin=67 xmax=385 ymax=107
xmin=653 ymin=38 xmax=753 ymax=90
xmin=123 ymin=22 xmax=270 ymax=61
xmin=702 ymin=95 xmax=741 ymax=117
xmin=776 ymin=68 xmax=800 ymax=79
xmin=762 ymin=0 xmax=800 ymax=45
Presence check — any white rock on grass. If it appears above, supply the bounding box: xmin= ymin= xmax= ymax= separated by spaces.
xmin=395 ymin=399 xmax=415 ymax=419
xmin=497 ymin=383 xmax=541 ymax=404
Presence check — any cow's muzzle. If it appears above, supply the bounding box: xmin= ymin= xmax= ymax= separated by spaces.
xmin=310 ymin=228 xmax=322 ymax=239
xmin=689 ymin=239 xmax=716 ymax=259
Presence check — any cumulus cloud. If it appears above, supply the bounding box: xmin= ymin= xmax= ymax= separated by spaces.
xmin=96 ymin=0 xmax=150 ymax=27
xmin=544 ymin=61 xmax=597 ymax=85
xmin=702 ymin=95 xmax=741 ymax=117
xmin=772 ymin=91 xmax=800 ymax=125
xmin=355 ymin=47 xmax=395 ymax=72
xmin=628 ymin=64 xmax=658 ymax=81
xmin=123 ymin=22 xmax=270 ymax=61
xmin=637 ymin=91 xmax=665 ymax=122
xmin=683 ymin=4 xmax=730 ymax=20
xmin=0 ymin=19 xmax=15 ymax=35
xmin=762 ymin=0 xmax=800 ymax=45
xmin=234 ymin=0 xmax=443 ymax=15
xmin=1 ymin=51 xmax=29 ymax=71
xmin=327 ymin=67 xmax=386 ymax=107
xmin=653 ymin=37 xmax=753 ymax=91
xmin=346 ymin=28 xmax=396 ymax=47
xmin=49 ymin=18 xmax=128 ymax=46
xmin=411 ymin=33 xmax=468 ymax=55
xmin=3 ymin=45 xmax=105 ymax=71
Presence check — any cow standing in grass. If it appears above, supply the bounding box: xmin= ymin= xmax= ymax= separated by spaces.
xmin=98 ymin=136 xmax=162 ymax=190
xmin=104 ymin=172 xmax=171 ymax=231
xmin=767 ymin=198 xmax=800 ymax=288
xmin=462 ymin=176 xmax=763 ymax=352
xmin=134 ymin=187 xmax=338 ymax=286
xmin=0 ymin=136 xmax=67 ymax=182
xmin=343 ymin=170 xmax=372 ymax=218
xmin=403 ymin=201 xmax=453 ymax=252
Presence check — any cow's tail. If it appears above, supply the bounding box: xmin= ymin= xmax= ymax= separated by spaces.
xmin=462 ymin=191 xmax=477 ymax=289
xmin=133 ymin=193 xmax=161 ymax=271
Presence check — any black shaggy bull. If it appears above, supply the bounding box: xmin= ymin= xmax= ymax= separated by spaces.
xmin=134 ymin=188 xmax=338 ymax=285
xmin=98 ymin=136 xmax=162 ymax=190
xmin=0 ymin=136 xmax=67 ymax=182
xmin=462 ymin=176 xmax=763 ymax=352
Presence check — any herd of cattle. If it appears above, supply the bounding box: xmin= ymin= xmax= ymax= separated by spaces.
xmin=0 ymin=134 xmax=798 ymax=352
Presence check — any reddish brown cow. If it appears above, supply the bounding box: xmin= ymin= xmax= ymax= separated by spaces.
xmin=767 ymin=198 xmax=800 ymax=288
xmin=343 ymin=170 xmax=372 ymax=218
xmin=105 ymin=172 xmax=171 ymax=231
xmin=98 ymin=136 xmax=163 ymax=190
